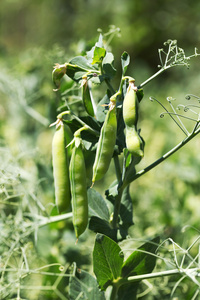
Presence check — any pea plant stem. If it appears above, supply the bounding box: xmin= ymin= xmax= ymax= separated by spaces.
xmin=110 ymin=283 xmax=119 ymax=300
xmin=127 ymin=267 xmax=199 ymax=283
xmin=132 ymin=125 xmax=200 ymax=182
xmin=137 ymin=66 xmax=171 ymax=89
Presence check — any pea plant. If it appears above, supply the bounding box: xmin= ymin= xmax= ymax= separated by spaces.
xmin=1 ymin=30 xmax=200 ymax=299
xmin=49 ymin=32 xmax=200 ymax=300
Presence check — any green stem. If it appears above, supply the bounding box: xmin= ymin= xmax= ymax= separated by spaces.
xmin=110 ymin=283 xmax=119 ymax=300
xmin=137 ymin=66 xmax=171 ymax=89
xmin=132 ymin=126 xmax=200 ymax=182
xmin=127 ymin=267 xmax=199 ymax=283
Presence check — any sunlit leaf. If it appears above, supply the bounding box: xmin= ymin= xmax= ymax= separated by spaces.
xmin=93 ymin=233 xmax=124 ymax=290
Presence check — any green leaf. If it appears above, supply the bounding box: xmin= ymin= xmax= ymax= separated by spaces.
xmin=136 ymin=88 xmax=144 ymax=102
xmin=96 ymin=94 xmax=110 ymax=123
xmin=88 ymin=189 xmax=110 ymax=221
xmin=118 ymin=282 xmax=139 ymax=300
xmin=66 ymin=56 xmax=97 ymax=81
xmin=105 ymin=179 xmax=119 ymax=200
xmin=102 ymin=52 xmax=116 ymax=79
xmin=121 ymin=51 xmax=130 ymax=76
xmin=89 ymin=216 xmax=118 ymax=241
xmin=105 ymin=184 xmax=134 ymax=240
xmin=93 ymin=233 xmax=124 ymax=290
xmin=69 ymin=265 xmax=105 ymax=300
xmin=121 ymin=237 xmax=160 ymax=278
xmin=92 ymin=47 xmax=106 ymax=65
xmin=120 ymin=186 xmax=134 ymax=230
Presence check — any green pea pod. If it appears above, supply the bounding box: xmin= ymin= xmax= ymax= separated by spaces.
xmin=52 ymin=63 xmax=67 ymax=91
xmin=69 ymin=137 xmax=88 ymax=238
xmin=92 ymin=99 xmax=117 ymax=184
xmin=125 ymin=126 xmax=144 ymax=157
xmin=82 ymin=76 xmax=95 ymax=117
xmin=52 ymin=119 xmax=71 ymax=213
xmin=123 ymin=80 xmax=138 ymax=127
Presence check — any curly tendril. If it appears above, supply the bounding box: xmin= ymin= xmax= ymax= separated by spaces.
xmin=185 ymin=94 xmax=200 ymax=102
xmin=149 ymin=94 xmax=200 ymax=136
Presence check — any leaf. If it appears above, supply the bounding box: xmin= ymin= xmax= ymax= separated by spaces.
xmin=120 ymin=185 xmax=134 ymax=230
xmin=69 ymin=266 xmax=105 ymax=300
xmin=117 ymin=282 xmax=139 ymax=300
xmin=121 ymin=237 xmax=160 ymax=278
xmin=96 ymin=93 xmax=110 ymax=123
xmin=88 ymin=189 xmax=110 ymax=221
xmin=93 ymin=233 xmax=124 ymax=290
xmin=105 ymin=184 xmax=134 ymax=240
xmin=136 ymin=88 xmax=144 ymax=102
xmin=105 ymin=179 xmax=119 ymax=200
xmin=66 ymin=56 xmax=97 ymax=81
xmin=86 ymin=33 xmax=104 ymax=63
xmin=121 ymin=51 xmax=130 ymax=76
xmin=102 ymin=52 xmax=116 ymax=79
xmin=89 ymin=216 xmax=118 ymax=241
xmin=92 ymin=47 xmax=106 ymax=65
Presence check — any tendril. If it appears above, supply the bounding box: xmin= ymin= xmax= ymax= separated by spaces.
xmin=150 ymin=96 xmax=188 ymax=135
xmin=159 ymin=112 xmax=198 ymax=122
xmin=185 ymin=94 xmax=200 ymax=102
xmin=177 ymin=104 xmax=200 ymax=116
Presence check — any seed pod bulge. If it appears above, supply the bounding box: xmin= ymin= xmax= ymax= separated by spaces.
xmin=123 ymin=85 xmax=138 ymax=127
xmin=125 ymin=126 xmax=144 ymax=157
xmin=82 ymin=77 xmax=94 ymax=117
xmin=69 ymin=141 xmax=88 ymax=238
xmin=52 ymin=120 xmax=71 ymax=212
xmin=92 ymin=101 xmax=117 ymax=184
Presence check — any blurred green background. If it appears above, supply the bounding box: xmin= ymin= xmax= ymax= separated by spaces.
xmin=0 ymin=0 xmax=200 ymax=299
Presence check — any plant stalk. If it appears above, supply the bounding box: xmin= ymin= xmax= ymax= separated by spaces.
xmin=110 ymin=283 xmax=119 ymax=300
xmin=132 ymin=126 xmax=200 ymax=182
xmin=127 ymin=267 xmax=199 ymax=283
xmin=137 ymin=66 xmax=170 ymax=89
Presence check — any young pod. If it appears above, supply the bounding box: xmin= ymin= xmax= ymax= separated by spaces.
xmin=92 ymin=100 xmax=117 ymax=184
xmin=52 ymin=63 xmax=67 ymax=91
xmin=69 ymin=138 xmax=88 ymax=238
xmin=82 ymin=76 xmax=95 ymax=117
xmin=123 ymin=80 xmax=139 ymax=128
xmin=125 ymin=126 xmax=144 ymax=157
xmin=52 ymin=119 xmax=71 ymax=212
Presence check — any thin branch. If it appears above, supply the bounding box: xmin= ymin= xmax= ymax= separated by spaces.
xmin=131 ymin=125 xmax=200 ymax=182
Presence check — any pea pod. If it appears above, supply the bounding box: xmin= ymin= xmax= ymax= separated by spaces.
xmin=52 ymin=118 xmax=71 ymax=212
xmin=82 ymin=75 xmax=95 ymax=117
xmin=92 ymin=99 xmax=117 ymax=184
xmin=123 ymin=79 xmax=144 ymax=157
xmin=52 ymin=63 xmax=67 ymax=91
xmin=123 ymin=79 xmax=138 ymax=127
xmin=69 ymin=137 xmax=88 ymax=238
xmin=125 ymin=126 xmax=144 ymax=157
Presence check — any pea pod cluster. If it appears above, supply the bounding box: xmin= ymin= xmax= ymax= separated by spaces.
xmin=52 ymin=118 xmax=71 ymax=213
xmin=123 ymin=79 xmax=144 ymax=157
xmin=92 ymin=98 xmax=117 ymax=184
xmin=69 ymin=136 xmax=88 ymax=239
